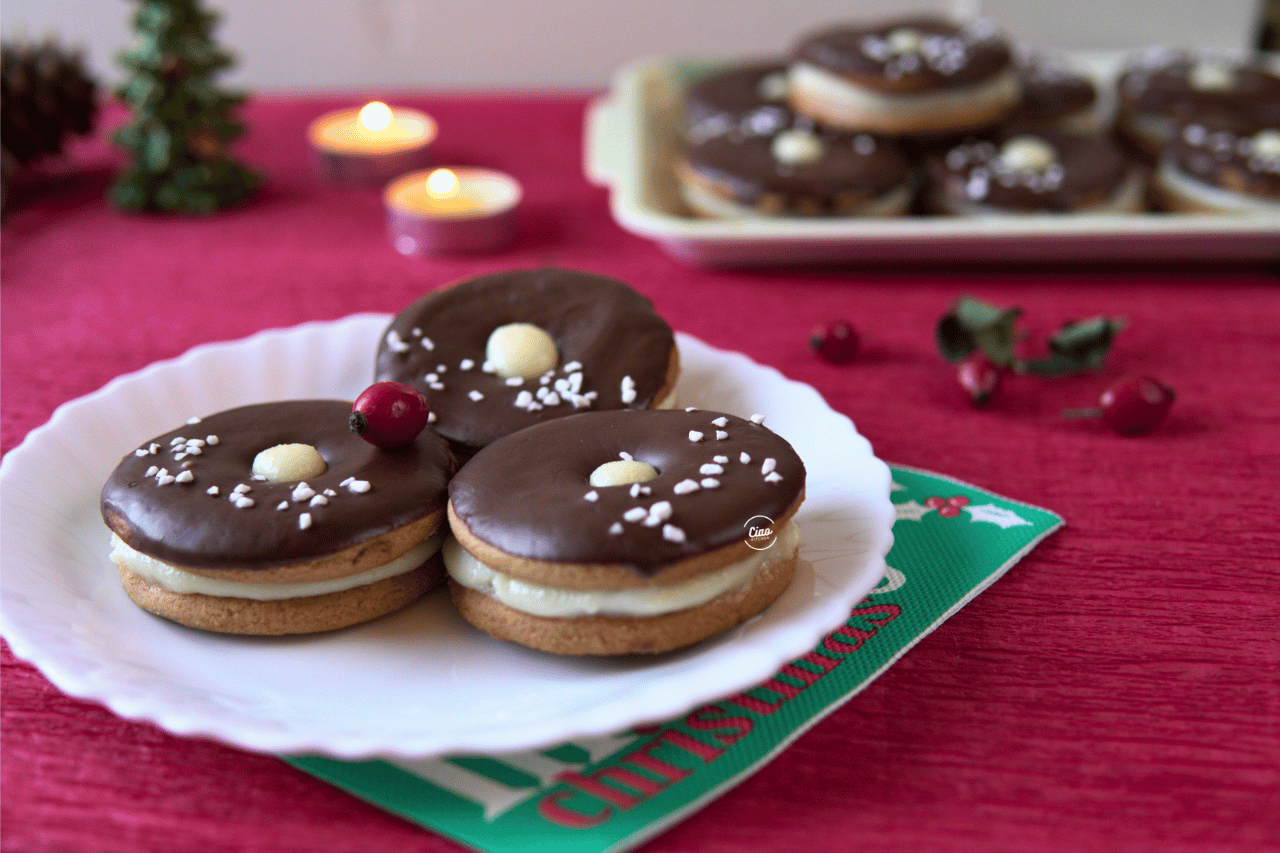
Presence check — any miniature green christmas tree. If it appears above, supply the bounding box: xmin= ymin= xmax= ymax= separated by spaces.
xmin=110 ymin=0 xmax=260 ymax=213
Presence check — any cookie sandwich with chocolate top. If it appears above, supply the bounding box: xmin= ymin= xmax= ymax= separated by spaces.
xmin=375 ymin=268 xmax=678 ymax=460
xmin=926 ymin=128 xmax=1145 ymax=215
xmin=788 ymin=15 xmax=1021 ymax=136
xmin=101 ymin=400 xmax=455 ymax=635
xmin=676 ymin=60 xmax=915 ymax=217
xmin=444 ymin=409 xmax=806 ymax=655
xmin=1153 ymin=119 xmax=1280 ymax=214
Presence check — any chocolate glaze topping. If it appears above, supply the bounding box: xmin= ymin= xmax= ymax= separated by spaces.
xmin=101 ymin=401 xmax=454 ymax=569
xmin=1012 ymin=54 xmax=1096 ymax=125
xmin=1118 ymin=49 xmax=1280 ymax=127
xmin=928 ymin=128 xmax=1133 ymax=212
xmin=682 ymin=60 xmax=792 ymax=141
xmin=449 ymin=409 xmax=805 ymax=574
xmin=793 ymin=16 xmax=1014 ymax=93
xmin=375 ymin=269 xmax=675 ymax=454
xmin=1165 ymin=119 xmax=1280 ymax=200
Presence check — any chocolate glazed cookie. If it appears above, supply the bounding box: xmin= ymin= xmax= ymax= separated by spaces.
xmin=788 ymin=16 xmax=1021 ymax=135
xmin=375 ymin=268 xmax=678 ymax=458
xmin=1153 ymin=119 xmax=1280 ymax=213
xmin=445 ymin=409 xmax=806 ymax=655
xmin=101 ymin=400 xmax=455 ymax=634
xmin=676 ymin=60 xmax=915 ymax=217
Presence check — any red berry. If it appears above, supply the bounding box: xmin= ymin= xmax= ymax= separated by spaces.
xmin=809 ymin=320 xmax=860 ymax=364
xmin=1099 ymin=375 xmax=1175 ymax=436
xmin=957 ymin=351 xmax=1001 ymax=407
xmin=350 ymin=381 xmax=431 ymax=447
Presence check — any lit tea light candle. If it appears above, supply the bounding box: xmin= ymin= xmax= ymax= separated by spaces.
xmin=307 ymin=101 xmax=437 ymax=183
xmin=385 ymin=167 xmax=522 ymax=255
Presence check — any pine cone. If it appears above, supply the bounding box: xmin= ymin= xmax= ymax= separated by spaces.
xmin=1 ymin=37 xmax=98 ymax=205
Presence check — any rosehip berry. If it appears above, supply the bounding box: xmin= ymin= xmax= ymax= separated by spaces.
xmin=809 ymin=320 xmax=860 ymax=364
xmin=1099 ymin=375 xmax=1176 ymax=436
xmin=957 ymin=351 xmax=1001 ymax=407
xmin=350 ymin=381 xmax=431 ymax=447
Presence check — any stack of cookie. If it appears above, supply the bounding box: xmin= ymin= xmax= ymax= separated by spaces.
xmin=674 ymin=14 xmax=1280 ymax=217
xmin=102 ymin=268 xmax=809 ymax=656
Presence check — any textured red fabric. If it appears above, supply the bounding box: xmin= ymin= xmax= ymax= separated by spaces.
xmin=2 ymin=95 xmax=1278 ymax=853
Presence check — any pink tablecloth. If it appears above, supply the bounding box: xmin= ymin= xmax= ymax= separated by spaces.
xmin=2 ymin=95 xmax=1277 ymax=853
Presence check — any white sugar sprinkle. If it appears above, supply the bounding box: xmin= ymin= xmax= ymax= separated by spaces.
xmin=175 ymin=470 xmax=194 ymax=484
xmin=436 ymin=364 xmax=447 ymax=373
xmin=714 ymin=455 xmax=728 ymax=464
xmin=277 ymin=501 xmax=289 ymax=510
xmin=715 ymin=431 xmax=728 ymax=440
xmin=662 ymin=524 xmax=686 ymax=543
xmin=609 ymin=522 xmax=624 ymax=535
xmin=206 ymin=435 xmax=219 ymax=445
xmin=385 ymin=330 xmax=410 ymax=353
xmin=324 ymin=489 xmax=336 ymax=496
xmin=427 ymin=412 xmax=436 ymax=423
xmin=630 ymin=483 xmax=643 ymax=497
xmin=701 ymin=478 xmax=721 ymax=488
xmin=543 ymin=392 xmax=561 ymax=406
xmin=505 ymin=377 xmax=524 ymax=386
xmin=468 ymin=390 xmax=485 ymax=401
xmin=145 ymin=465 xmax=158 ymax=477
xmin=309 ymin=495 xmax=328 ymax=506
xmin=135 ymin=449 xmax=149 ymax=457
xmin=340 ymin=477 xmax=353 ymax=486
xmin=156 ymin=474 xmax=176 ymax=486
xmin=584 ymin=490 xmax=599 ymax=502
xmin=685 ymin=407 xmax=698 ymax=412
xmin=421 ymin=337 xmax=435 ymax=351
xmin=689 ymin=431 xmax=704 ymax=442
xmin=186 ymin=439 xmax=205 ymax=447
xmin=460 ymin=358 xmax=475 ymax=370
xmin=740 ymin=452 xmax=751 ymax=464
xmin=620 ymin=375 xmax=637 ymax=404
xmin=711 ymin=417 xmax=728 ymax=427
xmin=173 ymin=452 xmax=187 ymax=461
xmin=515 ymin=390 xmax=534 ymax=408
xmin=563 ymin=361 xmax=583 ymax=372
xmin=233 ymin=483 xmax=251 ymax=494
xmin=765 ymin=472 xmax=784 ymax=483
xmin=299 ymin=513 xmax=312 ymax=530
xmin=292 ymin=483 xmax=315 ymax=502
xmin=648 ymin=501 xmax=673 ymax=522
xmin=149 ymin=443 xmax=161 ymax=454
xmin=425 ymin=373 xmax=439 ymax=383
xmin=673 ymin=479 xmax=701 ymax=494
xmin=623 ymin=507 xmax=648 ymax=523
xmin=184 ymin=446 xmax=202 ymax=455
xmin=346 ymin=479 xmax=371 ymax=493
xmin=187 ymin=416 xmax=202 ymax=424
xmin=234 ymin=496 xmax=254 ymax=509
xmin=170 ymin=437 xmax=185 ymax=446
xmin=206 ymin=486 xmax=219 ymax=496
xmin=619 ymin=451 xmax=633 ymax=461
xmin=750 ymin=414 xmax=765 ymax=424
xmin=482 ymin=360 xmax=496 ymax=373
xmin=700 ymin=463 xmax=724 ymax=475
xmin=761 ymin=458 xmax=777 ymax=475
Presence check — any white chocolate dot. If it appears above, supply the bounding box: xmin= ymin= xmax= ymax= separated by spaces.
xmin=997 ymin=136 xmax=1058 ymax=173
xmin=485 ymin=323 xmax=559 ymax=380
xmin=1251 ymin=130 xmax=1280 ymax=162
xmin=1190 ymin=61 xmax=1235 ymax=91
xmin=756 ymin=71 xmax=789 ymax=101
xmin=772 ymin=129 xmax=824 ymax=166
xmin=252 ymin=444 xmax=326 ymax=483
xmin=590 ymin=459 xmax=658 ymax=488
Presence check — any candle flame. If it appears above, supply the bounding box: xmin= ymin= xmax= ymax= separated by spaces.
xmin=426 ymin=168 xmax=459 ymax=198
xmin=358 ymin=101 xmax=393 ymax=132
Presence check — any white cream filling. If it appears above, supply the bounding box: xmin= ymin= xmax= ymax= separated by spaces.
xmin=680 ymin=178 xmax=913 ymax=220
xmin=110 ymin=530 xmax=444 ymax=601
xmin=1155 ymin=159 xmax=1280 ymax=214
xmin=790 ymin=61 xmax=1020 ymax=128
xmin=444 ymin=521 xmax=798 ymax=618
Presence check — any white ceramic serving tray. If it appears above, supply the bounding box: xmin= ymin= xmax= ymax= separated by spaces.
xmin=584 ymin=54 xmax=1280 ymax=267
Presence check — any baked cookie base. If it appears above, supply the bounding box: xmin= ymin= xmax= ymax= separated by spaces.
xmin=448 ymin=546 xmax=798 ymax=655
xmin=118 ymin=553 xmax=445 ymax=635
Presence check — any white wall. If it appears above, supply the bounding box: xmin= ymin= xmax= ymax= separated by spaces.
xmin=1 ymin=0 xmax=1264 ymax=92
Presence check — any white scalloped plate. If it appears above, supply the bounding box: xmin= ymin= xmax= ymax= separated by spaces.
xmin=0 ymin=315 xmax=893 ymax=760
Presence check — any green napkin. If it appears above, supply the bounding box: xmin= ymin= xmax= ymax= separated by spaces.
xmin=290 ymin=464 xmax=1062 ymax=853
